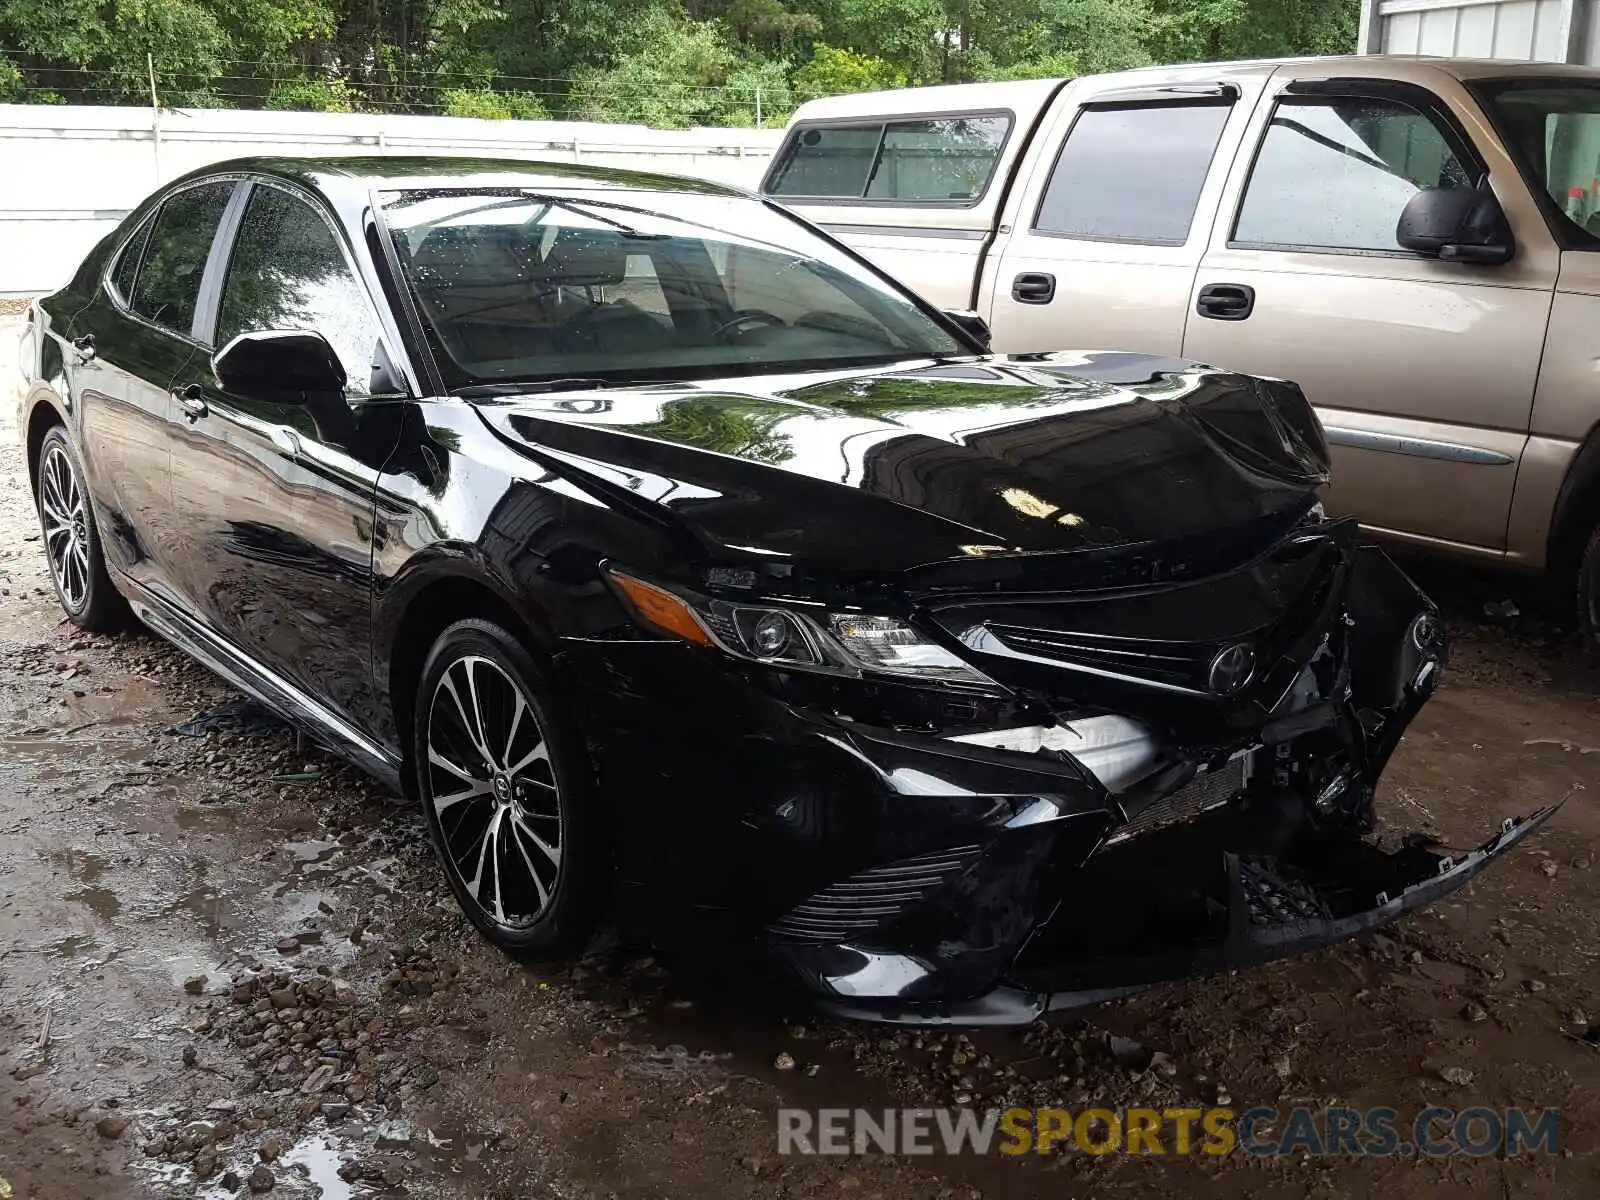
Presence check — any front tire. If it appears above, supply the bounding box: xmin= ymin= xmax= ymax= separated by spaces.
xmin=413 ymin=619 xmax=604 ymax=958
xmin=1577 ymin=521 xmax=1600 ymax=653
xmin=34 ymin=426 xmax=127 ymax=632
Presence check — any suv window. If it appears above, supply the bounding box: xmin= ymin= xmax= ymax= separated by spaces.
xmin=110 ymin=216 xmax=153 ymax=303
xmin=1477 ymin=82 xmax=1600 ymax=242
xmin=1234 ymin=97 xmax=1473 ymax=252
xmin=1033 ymin=101 xmax=1232 ymax=244
xmin=217 ymin=185 xmax=383 ymax=396
xmin=129 ymin=182 xmax=234 ymax=335
xmin=768 ymin=114 xmax=1011 ymax=203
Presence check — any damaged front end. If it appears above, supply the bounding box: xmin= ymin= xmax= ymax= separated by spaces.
xmin=734 ymin=520 xmax=1553 ymax=1025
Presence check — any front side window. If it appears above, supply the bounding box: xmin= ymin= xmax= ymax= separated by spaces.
xmin=1234 ymin=97 xmax=1473 ymax=252
xmin=381 ymin=189 xmax=964 ymax=390
xmin=767 ymin=114 xmax=1012 ymax=203
xmin=216 ymin=185 xmax=383 ymax=396
xmin=130 ymin=182 xmax=234 ymax=335
xmin=1033 ymin=101 xmax=1232 ymax=244
xmin=1477 ymin=81 xmax=1600 ymax=242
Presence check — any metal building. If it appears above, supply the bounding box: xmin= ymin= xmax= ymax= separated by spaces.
xmin=1360 ymin=0 xmax=1600 ymax=63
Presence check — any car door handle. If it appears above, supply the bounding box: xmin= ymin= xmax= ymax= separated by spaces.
xmin=172 ymin=385 xmax=208 ymax=422
xmin=71 ymin=334 xmax=96 ymax=363
xmin=1011 ymin=272 xmax=1056 ymax=305
xmin=1196 ymin=283 xmax=1255 ymax=321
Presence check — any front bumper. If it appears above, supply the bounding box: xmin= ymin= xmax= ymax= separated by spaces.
xmin=557 ymin=542 xmax=1544 ymax=1026
xmin=815 ymin=802 xmax=1560 ymax=1026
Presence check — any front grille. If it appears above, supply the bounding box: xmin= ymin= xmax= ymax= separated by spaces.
xmin=767 ymin=845 xmax=981 ymax=943
xmin=980 ymin=624 xmax=1217 ymax=691
xmin=1106 ymin=753 xmax=1252 ymax=844
xmin=1239 ymin=858 xmax=1331 ymax=925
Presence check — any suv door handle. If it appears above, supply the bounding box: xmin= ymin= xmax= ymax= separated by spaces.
xmin=1196 ymin=283 xmax=1255 ymax=321
xmin=71 ymin=334 xmax=96 ymax=363
xmin=172 ymin=384 xmax=208 ymax=422
xmin=1011 ymin=272 xmax=1056 ymax=304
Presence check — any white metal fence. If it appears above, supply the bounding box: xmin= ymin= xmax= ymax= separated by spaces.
xmin=0 ymin=105 xmax=783 ymax=297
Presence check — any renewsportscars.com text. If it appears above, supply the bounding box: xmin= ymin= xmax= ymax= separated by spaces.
xmin=777 ymin=1106 xmax=1559 ymax=1158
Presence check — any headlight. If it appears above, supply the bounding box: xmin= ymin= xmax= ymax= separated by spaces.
xmin=608 ymin=568 xmax=994 ymax=686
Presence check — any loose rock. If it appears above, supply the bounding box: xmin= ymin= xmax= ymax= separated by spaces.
xmin=248 ymin=1164 xmax=275 ymax=1193
xmin=773 ymin=1052 xmax=796 ymax=1071
xmin=94 ymin=1116 xmax=128 ymax=1140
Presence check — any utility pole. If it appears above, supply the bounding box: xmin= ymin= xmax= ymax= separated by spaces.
xmin=755 ymin=84 xmax=763 ymax=130
xmin=147 ymin=52 xmax=162 ymax=184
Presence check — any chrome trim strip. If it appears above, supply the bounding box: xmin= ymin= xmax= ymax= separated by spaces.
xmin=119 ymin=574 xmax=401 ymax=781
xmin=957 ymin=624 xmax=1209 ymax=697
xmin=819 ymin=222 xmax=989 ymax=241
xmin=1322 ymin=425 xmax=1514 ymax=465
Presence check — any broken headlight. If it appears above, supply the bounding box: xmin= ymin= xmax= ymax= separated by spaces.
xmin=606 ymin=568 xmax=995 ymax=686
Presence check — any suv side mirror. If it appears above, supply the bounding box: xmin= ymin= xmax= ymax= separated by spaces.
xmin=1396 ymin=186 xmax=1514 ymax=266
xmin=212 ymin=330 xmax=346 ymax=401
xmin=943 ymin=308 xmax=992 ymax=349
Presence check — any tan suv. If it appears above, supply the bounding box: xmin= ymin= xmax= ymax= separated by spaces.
xmin=763 ymin=57 xmax=1600 ymax=645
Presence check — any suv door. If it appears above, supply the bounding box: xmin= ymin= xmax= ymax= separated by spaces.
xmin=1184 ymin=77 xmax=1560 ymax=554
xmin=980 ymin=76 xmax=1262 ymax=355
xmin=70 ymin=180 xmax=235 ymax=600
xmin=166 ymin=179 xmax=402 ymax=728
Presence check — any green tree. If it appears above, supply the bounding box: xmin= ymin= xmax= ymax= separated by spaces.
xmin=794 ymin=44 xmax=906 ymax=100
xmin=439 ymin=87 xmax=552 ymax=119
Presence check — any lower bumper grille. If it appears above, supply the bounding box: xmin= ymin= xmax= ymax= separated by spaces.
xmin=1106 ymin=753 xmax=1252 ymax=845
xmin=768 ymin=845 xmax=981 ymax=943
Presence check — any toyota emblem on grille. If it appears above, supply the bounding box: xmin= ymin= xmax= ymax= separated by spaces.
xmin=1208 ymin=643 xmax=1256 ymax=695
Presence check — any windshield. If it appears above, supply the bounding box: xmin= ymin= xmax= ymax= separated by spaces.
xmin=379 ymin=188 xmax=965 ymax=390
xmin=1479 ymin=81 xmax=1600 ymax=242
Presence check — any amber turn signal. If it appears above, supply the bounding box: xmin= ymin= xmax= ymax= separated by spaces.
xmin=607 ymin=570 xmax=713 ymax=647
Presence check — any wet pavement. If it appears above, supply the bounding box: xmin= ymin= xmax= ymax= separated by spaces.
xmin=3 ymin=319 xmax=1599 ymax=1198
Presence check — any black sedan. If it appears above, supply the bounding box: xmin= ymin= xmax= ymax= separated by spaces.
xmin=16 ymin=157 xmax=1555 ymax=1025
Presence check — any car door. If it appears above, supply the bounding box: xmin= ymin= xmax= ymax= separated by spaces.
xmin=69 ymin=181 xmax=235 ymax=600
xmin=1183 ymin=76 xmax=1560 ymax=554
xmin=979 ymin=73 xmax=1267 ymax=355
xmin=165 ymin=178 xmax=402 ymax=728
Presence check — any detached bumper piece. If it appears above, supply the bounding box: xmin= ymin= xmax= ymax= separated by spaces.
xmin=821 ymin=803 xmax=1559 ymax=1026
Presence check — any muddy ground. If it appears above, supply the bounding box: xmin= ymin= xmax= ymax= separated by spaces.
xmin=2 ymin=318 xmax=1598 ymax=1198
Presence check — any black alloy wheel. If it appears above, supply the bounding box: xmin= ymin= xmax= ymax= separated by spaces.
xmin=35 ymin=426 xmax=127 ymax=632
xmin=414 ymin=619 xmax=602 ymax=957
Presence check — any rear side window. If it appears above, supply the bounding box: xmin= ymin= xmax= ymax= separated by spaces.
xmin=768 ymin=114 xmax=1012 ymax=203
xmin=130 ymin=182 xmax=234 ymax=336
xmin=1033 ymin=102 xmax=1233 ymax=244
xmin=110 ymin=217 xmax=152 ymax=303
xmin=1233 ymin=97 xmax=1473 ymax=252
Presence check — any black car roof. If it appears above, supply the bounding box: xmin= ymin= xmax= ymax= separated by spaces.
xmin=179 ymin=155 xmax=753 ymax=201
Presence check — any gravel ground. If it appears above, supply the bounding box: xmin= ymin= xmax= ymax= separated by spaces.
xmin=3 ymin=320 xmax=1598 ymax=1198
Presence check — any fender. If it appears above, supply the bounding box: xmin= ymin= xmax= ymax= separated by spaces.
xmin=1546 ymin=417 xmax=1600 ymax=576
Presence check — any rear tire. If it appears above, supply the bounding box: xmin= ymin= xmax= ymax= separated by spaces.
xmin=34 ymin=426 xmax=128 ymax=633
xmin=413 ymin=618 xmax=605 ymax=959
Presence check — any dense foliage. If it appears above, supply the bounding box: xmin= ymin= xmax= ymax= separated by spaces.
xmin=0 ymin=0 xmax=1358 ymax=124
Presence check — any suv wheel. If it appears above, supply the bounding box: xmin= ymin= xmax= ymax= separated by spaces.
xmin=1578 ymin=522 xmax=1600 ymax=652
xmin=34 ymin=426 xmax=128 ymax=632
xmin=413 ymin=619 xmax=604 ymax=958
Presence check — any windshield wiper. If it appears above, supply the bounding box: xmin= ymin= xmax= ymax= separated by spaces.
xmin=452 ymin=378 xmax=613 ymax=399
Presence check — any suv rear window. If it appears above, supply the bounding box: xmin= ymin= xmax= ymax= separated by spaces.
xmin=767 ymin=114 xmax=1012 ymax=204
xmin=1033 ymin=101 xmax=1232 ymax=244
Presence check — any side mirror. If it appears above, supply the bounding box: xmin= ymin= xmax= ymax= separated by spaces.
xmin=943 ymin=308 xmax=992 ymax=349
xmin=1396 ymin=186 xmax=1514 ymax=266
xmin=212 ymin=330 xmax=346 ymax=402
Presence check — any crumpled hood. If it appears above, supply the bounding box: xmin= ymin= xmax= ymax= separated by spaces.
xmin=475 ymin=351 xmax=1330 ymax=573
